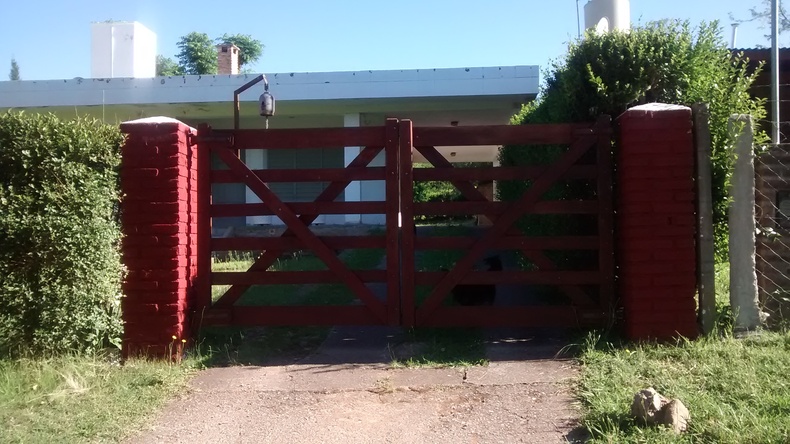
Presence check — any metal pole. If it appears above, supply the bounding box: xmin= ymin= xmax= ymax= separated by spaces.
xmin=576 ymin=0 xmax=582 ymax=38
xmin=772 ymin=0 xmax=780 ymax=144
xmin=731 ymin=23 xmax=739 ymax=48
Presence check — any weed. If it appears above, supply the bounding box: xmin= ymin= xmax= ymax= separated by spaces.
xmin=0 ymin=353 xmax=198 ymax=443
xmin=392 ymin=327 xmax=487 ymax=368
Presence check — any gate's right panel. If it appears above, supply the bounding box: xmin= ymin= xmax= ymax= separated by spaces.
xmin=399 ymin=117 xmax=614 ymax=328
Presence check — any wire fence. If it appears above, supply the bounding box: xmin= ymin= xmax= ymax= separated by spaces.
xmin=754 ymin=143 xmax=790 ymax=324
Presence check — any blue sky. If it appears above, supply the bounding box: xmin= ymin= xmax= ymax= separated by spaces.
xmin=0 ymin=0 xmax=782 ymax=81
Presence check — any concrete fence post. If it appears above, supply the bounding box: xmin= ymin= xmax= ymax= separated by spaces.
xmin=728 ymin=114 xmax=763 ymax=331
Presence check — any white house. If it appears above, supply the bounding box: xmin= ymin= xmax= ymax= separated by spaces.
xmin=0 ymin=23 xmax=539 ymax=229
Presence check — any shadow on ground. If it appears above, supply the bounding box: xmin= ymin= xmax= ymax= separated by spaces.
xmin=196 ymin=324 xmax=586 ymax=368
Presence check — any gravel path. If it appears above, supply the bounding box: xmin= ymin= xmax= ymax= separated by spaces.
xmin=127 ymin=328 xmax=585 ymax=444
xmin=130 ymin=225 xmax=587 ymax=443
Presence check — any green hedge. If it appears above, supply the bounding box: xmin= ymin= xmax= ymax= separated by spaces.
xmin=0 ymin=112 xmax=124 ymax=356
xmin=412 ymin=163 xmax=490 ymax=222
xmin=499 ymin=20 xmax=766 ymax=262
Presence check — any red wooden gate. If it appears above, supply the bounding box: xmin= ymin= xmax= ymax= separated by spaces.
xmin=399 ymin=116 xmax=613 ymax=327
xmin=196 ymin=119 xmax=402 ymax=326
xmin=194 ymin=117 xmax=613 ymax=328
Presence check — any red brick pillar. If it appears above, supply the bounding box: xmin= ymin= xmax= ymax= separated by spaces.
xmin=616 ymin=104 xmax=698 ymax=340
xmin=119 ymin=117 xmax=198 ymax=359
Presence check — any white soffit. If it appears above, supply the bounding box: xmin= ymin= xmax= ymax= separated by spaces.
xmin=0 ymin=66 xmax=539 ymax=109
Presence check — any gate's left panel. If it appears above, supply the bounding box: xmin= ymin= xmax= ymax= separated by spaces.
xmin=194 ymin=119 xmax=401 ymax=327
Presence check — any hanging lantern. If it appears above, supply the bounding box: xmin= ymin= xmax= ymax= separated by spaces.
xmin=259 ymin=90 xmax=275 ymax=117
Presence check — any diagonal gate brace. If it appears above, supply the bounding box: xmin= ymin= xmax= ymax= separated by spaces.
xmin=214 ymin=145 xmax=384 ymax=307
xmin=416 ymin=145 xmax=596 ymax=307
xmin=416 ymin=134 xmax=598 ymax=323
xmin=211 ymin=145 xmax=387 ymax=322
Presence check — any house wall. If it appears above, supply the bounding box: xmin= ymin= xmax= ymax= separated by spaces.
xmin=360 ymin=147 xmax=387 ymax=225
xmin=1 ymin=65 xmax=535 ymax=230
xmin=755 ymin=145 xmax=790 ymax=322
xmin=740 ymin=48 xmax=790 ymax=143
xmin=239 ymin=114 xmax=349 ymax=228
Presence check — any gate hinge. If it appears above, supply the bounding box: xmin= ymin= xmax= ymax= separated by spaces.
xmin=192 ymin=135 xmax=235 ymax=146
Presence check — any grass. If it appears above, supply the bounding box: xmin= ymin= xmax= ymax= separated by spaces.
xmin=414 ymin=224 xmax=472 ymax=305
xmin=197 ymin=326 xmax=329 ymax=366
xmin=0 ymin=225 xmax=487 ymax=442
xmin=207 ymin=224 xmax=489 ymax=368
xmin=211 ymin=252 xmax=328 ymax=304
xmin=392 ymin=327 xmax=488 ymax=368
xmin=206 ymin=224 xmax=491 ymax=368
xmin=213 ymin=247 xmax=387 ymax=306
xmin=234 ymin=254 xmax=327 ymax=306
xmin=0 ymin=353 xmax=199 ymax=444
xmin=200 ymin=246 xmax=387 ymax=366
xmin=211 ymin=251 xmax=255 ymax=301
xmin=578 ymin=331 xmax=790 ymax=443
xmin=577 ymin=262 xmax=790 ymax=443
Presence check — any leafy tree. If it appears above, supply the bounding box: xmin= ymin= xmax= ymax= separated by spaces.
xmin=8 ymin=58 xmax=19 ymax=80
xmin=156 ymin=55 xmax=183 ymax=76
xmin=731 ymin=0 xmax=790 ymax=43
xmin=499 ymin=20 xmax=766 ymax=262
xmin=176 ymin=32 xmax=217 ymax=75
xmin=166 ymin=32 xmax=264 ymax=75
xmin=216 ymin=33 xmax=264 ymax=69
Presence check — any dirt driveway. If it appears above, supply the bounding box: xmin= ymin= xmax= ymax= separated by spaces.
xmin=127 ymin=327 xmax=585 ymax=444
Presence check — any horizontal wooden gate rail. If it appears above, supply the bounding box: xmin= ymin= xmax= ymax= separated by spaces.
xmin=192 ymin=117 xmax=614 ymax=329
xmin=194 ymin=119 xmax=402 ymax=327
xmin=400 ymin=116 xmax=614 ymax=328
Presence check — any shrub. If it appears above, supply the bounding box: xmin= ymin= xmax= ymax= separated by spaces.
xmin=412 ymin=162 xmax=490 ymax=222
xmin=0 ymin=112 xmax=124 ymax=356
xmin=499 ymin=20 xmax=766 ymax=262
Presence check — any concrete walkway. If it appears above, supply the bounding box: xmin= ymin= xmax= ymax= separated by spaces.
xmin=128 ymin=226 xmax=587 ymax=443
xmin=127 ymin=327 xmax=585 ymax=444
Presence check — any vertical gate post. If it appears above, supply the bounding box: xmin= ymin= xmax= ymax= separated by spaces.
xmin=692 ymin=104 xmax=717 ymax=335
xmin=398 ymin=120 xmax=416 ymax=327
xmin=616 ymin=104 xmax=699 ymax=341
xmin=119 ymin=117 xmax=199 ymax=360
xmin=384 ymin=118 xmax=401 ymax=325
xmin=195 ymin=124 xmax=214 ymax=325
xmin=595 ymin=115 xmax=615 ymax=324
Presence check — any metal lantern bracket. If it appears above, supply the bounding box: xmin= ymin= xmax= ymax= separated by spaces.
xmin=233 ymin=74 xmax=274 ymax=130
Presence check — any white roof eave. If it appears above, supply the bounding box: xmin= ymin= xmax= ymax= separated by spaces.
xmin=0 ymin=65 xmax=539 ymax=109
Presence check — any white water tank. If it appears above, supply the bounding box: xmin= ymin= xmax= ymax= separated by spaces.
xmin=91 ymin=21 xmax=156 ymax=78
xmin=584 ymin=0 xmax=630 ymax=33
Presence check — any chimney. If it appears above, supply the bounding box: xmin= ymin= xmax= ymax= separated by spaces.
xmin=217 ymin=43 xmax=240 ymax=75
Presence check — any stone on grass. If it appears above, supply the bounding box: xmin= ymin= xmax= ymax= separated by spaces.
xmin=631 ymin=388 xmax=668 ymax=425
xmin=630 ymin=387 xmax=690 ymax=434
xmin=661 ymin=398 xmax=690 ymax=434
